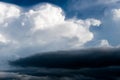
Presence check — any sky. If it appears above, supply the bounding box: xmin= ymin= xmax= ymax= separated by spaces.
xmin=0 ymin=0 xmax=120 ymax=68
xmin=1 ymin=0 xmax=120 ymax=80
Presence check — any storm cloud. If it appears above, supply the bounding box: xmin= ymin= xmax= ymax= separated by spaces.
xmin=10 ymin=48 xmax=120 ymax=68
xmin=8 ymin=48 xmax=120 ymax=80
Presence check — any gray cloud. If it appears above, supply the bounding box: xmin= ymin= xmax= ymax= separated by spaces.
xmin=10 ymin=48 xmax=120 ymax=69
xmin=2 ymin=66 xmax=120 ymax=80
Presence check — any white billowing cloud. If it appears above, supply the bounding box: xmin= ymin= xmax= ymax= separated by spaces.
xmin=24 ymin=4 xmax=101 ymax=49
xmin=26 ymin=4 xmax=65 ymax=31
xmin=0 ymin=34 xmax=8 ymax=43
xmin=112 ymin=9 xmax=120 ymax=20
xmin=0 ymin=2 xmax=20 ymax=25
xmin=0 ymin=2 xmax=101 ymax=60
xmin=99 ymin=40 xmax=111 ymax=47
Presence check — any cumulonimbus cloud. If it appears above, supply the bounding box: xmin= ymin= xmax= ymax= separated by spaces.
xmin=0 ymin=2 xmax=101 ymax=59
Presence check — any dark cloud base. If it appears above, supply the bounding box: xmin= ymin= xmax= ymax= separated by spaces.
xmin=10 ymin=48 xmax=120 ymax=68
xmin=1 ymin=67 xmax=120 ymax=80
xmin=4 ymin=48 xmax=120 ymax=80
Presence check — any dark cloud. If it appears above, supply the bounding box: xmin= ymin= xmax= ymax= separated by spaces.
xmin=10 ymin=48 xmax=120 ymax=69
xmin=5 ymin=48 xmax=120 ymax=79
xmin=2 ymin=67 xmax=120 ymax=80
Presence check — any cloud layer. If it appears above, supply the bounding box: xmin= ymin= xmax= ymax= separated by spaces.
xmin=10 ymin=48 xmax=120 ymax=69
xmin=9 ymin=48 xmax=120 ymax=80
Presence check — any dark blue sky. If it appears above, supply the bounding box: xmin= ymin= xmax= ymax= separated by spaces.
xmin=0 ymin=0 xmax=105 ymax=18
xmin=0 ymin=0 xmax=68 ymax=7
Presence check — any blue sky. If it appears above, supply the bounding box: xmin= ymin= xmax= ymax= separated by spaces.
xmin=0 ymin=0 xmax=120 ymax=60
